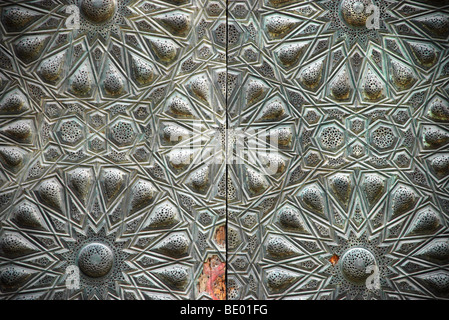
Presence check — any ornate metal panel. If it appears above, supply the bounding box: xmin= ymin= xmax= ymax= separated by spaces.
xmin=227 ymin=0 xmax=449 ymax=300
xmin=0 ymin=0 xmax=226 ymax=300
xmin=0 ymin=0 xmax=448 ymax=301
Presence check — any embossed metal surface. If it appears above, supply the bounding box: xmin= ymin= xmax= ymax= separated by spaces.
xmin=227 ymin=0 xmax=449 ymax=300
xmin=0 ymin=0 xmax=448 ymax=301
xmin=0 ymin=0 xmax=226 ymax=300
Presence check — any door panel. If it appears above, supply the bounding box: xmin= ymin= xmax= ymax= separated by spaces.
xmin=0 ymin=0 xmax=226 ymax=300
xmin=227 ymin=0 xmax=449 ymax=300
xmin=0 ymin=0 xmax=448 ymax=300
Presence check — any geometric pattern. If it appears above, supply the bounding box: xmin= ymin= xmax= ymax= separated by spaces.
xmin=1 ymin=0 xmax=449 ymax=300
xmin=227 ymin=0 xmax=449 ymax=300
xmin=0 ymin=0 xmax=225 ymax=300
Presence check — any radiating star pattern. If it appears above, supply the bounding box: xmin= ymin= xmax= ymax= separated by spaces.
xmin=227 ymin=0 xmax=449 ymax=300
xmin=0 ymin=0 xmax=449 ymax=301
xmin=0 ymin=0 xmax=226 ymax=300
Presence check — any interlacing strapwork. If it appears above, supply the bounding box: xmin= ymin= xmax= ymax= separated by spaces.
xmin=0 ymin=0 xmax=226 ymax=300
xmin=0 ymin=0 xmax=449 ymax=300
xmin=227 ymin=0 xmax=449 ymax=300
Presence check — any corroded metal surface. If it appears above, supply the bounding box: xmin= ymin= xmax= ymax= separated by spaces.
xmin=0 ymin=0 xmax=226 ymax=300
xmin=227 ymin=0 xmax=449 ymax=300
xmin=0 ymin=0 xmax=449 ymax=301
